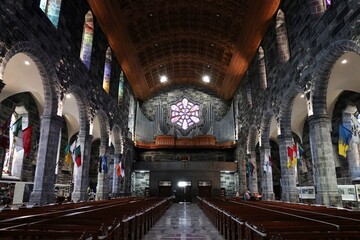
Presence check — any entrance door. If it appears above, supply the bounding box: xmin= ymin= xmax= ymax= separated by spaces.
xmin=177 ymin=181 xmax=192 ymax=202
xmin=198 ymin=181 xmax=212 ymax=197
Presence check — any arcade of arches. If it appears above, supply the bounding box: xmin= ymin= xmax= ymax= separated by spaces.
xmin=0 ymin=0 xmax=359 ymax=209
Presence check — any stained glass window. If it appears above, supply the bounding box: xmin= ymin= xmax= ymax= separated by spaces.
xmin=102 ymin=47 xmax=112 ymax=94
xmin=324 ymin=0 xmax=332 ymax=9
xmin=170 ymin=98 xmax=200 ymax=131
xmin=80 ymin=11 xmax=94 ymax=70
xmin=118 ymin=71 xmax=124 ymax=105
xmin=39 ymin=0 xmax=62 ymax=28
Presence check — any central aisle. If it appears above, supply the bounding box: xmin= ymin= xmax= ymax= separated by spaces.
xmin=143 ymin=202 xmax=224 ymax=240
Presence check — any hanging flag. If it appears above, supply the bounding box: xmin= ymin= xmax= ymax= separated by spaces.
xmin=269 ymin=155 xmax=273 ymax=166
xmin=70 ymin=140 xmax=77 ymax=163
xmin=22 ymin=125 xmax=32 ymax=158
xmin=292 ymin=143 xmax=297 ymax=167
xmin=287 ymin=146 xmax=293 ymax=168
xmin=297 ymin=143 xmax=304 ymax=167
xmin=74 ymin=145 xmax=81 ymax=167
xmin=101 ymin=155 xmax=107 ymax=173
xmin=11 ymin=117 xmax=22 ymax=137
xmin=116 ymin=163 xmax=121 ymax=177
xmin=1 ymin=115 xmax=11 ymax=134
xmin=339 ymin=123 xmax=352 ymax=158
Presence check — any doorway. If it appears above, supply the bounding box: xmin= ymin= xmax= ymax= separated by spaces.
xmin=198 ymin=180 xmax=212 ymax=197
xmin=177 ymin=181 xmax=192 ymax=202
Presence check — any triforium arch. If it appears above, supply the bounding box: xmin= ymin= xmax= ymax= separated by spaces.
xmin=312 ymin=40 xmax=360 ymax=115
xmin=308 ymin=40 xmax=360 ymax=206
xmin=278 ymin=84 xmax=303 ymax=202
xmin=246 ymin=124 xmax=259 ymax=193
xmin=111 ymin=124 xmax=122 ymax=196
xmin=95 ymin=109 xmax=111 ymax=200
xmin=260 ymin=109 xmax=276 ymax=148
xmin=0 ymin=41 xmax=59 ymax=116
xmin=65 ymin=85 xmax=91 ymax=202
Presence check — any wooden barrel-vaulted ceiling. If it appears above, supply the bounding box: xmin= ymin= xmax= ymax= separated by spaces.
xmin=87 ymin=0 xmax=281 ymax=101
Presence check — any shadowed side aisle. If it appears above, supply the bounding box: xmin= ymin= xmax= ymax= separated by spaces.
xmin=143 ymin=202 xmax=224 ymax=240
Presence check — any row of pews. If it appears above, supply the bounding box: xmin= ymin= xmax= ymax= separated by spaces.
xmin=198 ymin=197 xmax=360 ymax=240
xmin=0 ymin=196 xmax=173 ymax=239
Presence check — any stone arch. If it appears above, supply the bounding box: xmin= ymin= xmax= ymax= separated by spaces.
xmin=260 ymin=109 xmax=276 ymax=148
xmin=247 ymin=124 xmax=258 ymax=153
xmin=279 ymin=84 xmax=304 ymax=136
xmin=312 ymin=40 xmax=360 ymax=115
xmin=66 ymin=85 xmax=90 ymax=135
xmin=0 ymin=41 xmax=59 ymax=116
xmin=95 ymin=109 xmax=110 ymax=146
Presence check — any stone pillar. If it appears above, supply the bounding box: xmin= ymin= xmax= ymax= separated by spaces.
xmin=72 ymin=134 xmax=92 ymax=202
xmin=260 ymin=146 xmax=275 ymax=200
xmin=248 ymin=151 xmax=258 ymax=193
xmin=30 ymin=115 xmax=63 ymax=205
xmin=96 ymin=144 xmax=109 ymax=200
xmin=112 ymin=153 xmax=121 ymax=197
xmin=342 ymin=112 xmax=360 ymax=181
xmin=277 ymin=134 xmax=298 ymax=202
xmin=236 ymin=142 xmax=247 ymax=194
xmin=308 ymin=114 xmax=342 ymax=206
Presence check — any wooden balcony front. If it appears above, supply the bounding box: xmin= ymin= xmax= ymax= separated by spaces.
xmin=135 ymin=135 xmax=235 ymax=150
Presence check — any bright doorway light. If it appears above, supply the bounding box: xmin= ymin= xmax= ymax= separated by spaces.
xmin=202 ymin=75 xmax=210 ymax=83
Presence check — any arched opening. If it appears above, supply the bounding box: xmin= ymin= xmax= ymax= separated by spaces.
xmin=258 ymin=47 xmax=267 ymax=91
xmin=275 ymin=10 xmax=290 ymax=63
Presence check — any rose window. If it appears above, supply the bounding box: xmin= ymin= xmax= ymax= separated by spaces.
xmin=170 ymin=98 xmax=200 ymax=131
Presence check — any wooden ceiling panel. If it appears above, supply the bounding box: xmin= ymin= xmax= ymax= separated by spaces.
xmin=87 ymin=0 xmax=281 ymax=101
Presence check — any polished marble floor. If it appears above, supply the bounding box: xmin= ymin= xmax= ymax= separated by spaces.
xmin=143 ymin=202 xmax=224 ymax=240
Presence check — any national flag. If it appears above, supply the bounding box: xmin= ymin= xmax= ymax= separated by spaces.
xmin=1 ymin=115 xmax=11 ymax=134
xmin=22 ymin=125 xmax=32 ymax=158
xmin=116 ymin=163 xmax=121 ymax=177
xmin=101 ymin=155 xmax=107 ymax=173
xmin=297 ymin=143 xmax=304 ymax=167
xmin=64 ymin=143 xmax=72 ymax=165
xmin=339 ymin=123 xmax=352 ymax=158
xmin=287 ymin=146 xmax=293 ymax=168
xmin=11 ymin=117 xmax=22 ymax=137
xmin=292 ymin=143 xmax=297 ymax=166
xmin=70 ymin=140 xmax=77 ymax=163
xmin=74 ymin=145 xmax=81 ymax=167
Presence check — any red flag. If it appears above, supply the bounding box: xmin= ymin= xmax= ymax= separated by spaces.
xmin=22 ymin=125 xmax=32 ymax=158
xmin=116 ymin=163 xmax=121 ymax=177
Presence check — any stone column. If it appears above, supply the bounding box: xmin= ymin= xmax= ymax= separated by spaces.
xmin=277 ymin=134 xmax=298 ymax=202
xmin=30 ymin=115 xmax=63 ymax=205
xmin=342 ymin=112 xmax=360 ymax=181
xmin=248 ymin=151 xmax=258 ymax=193
xmin=260 ymin=146 xmax=275 ymax=200
xmin=112 ymin=153 xmax=121 ymax=197
xmin=96 ymin=144 xmax=109 ymax=200
xmin=236 ymin=142 xmax=247 ymax=195
xmin=308 ymin=114 xmax=342 ymax=206
xmin=72 ymin=134 xmax=92 ymax=202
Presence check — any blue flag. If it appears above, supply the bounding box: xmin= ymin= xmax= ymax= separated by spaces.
xmin=339 ymin=123 xmax=352 ymax=158
xmin=101 ymin=155 xmax=107 ymax=173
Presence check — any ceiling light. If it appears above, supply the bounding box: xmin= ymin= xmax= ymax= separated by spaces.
xmin=202 ymin=75 xmax=210 ymax=83
xmin=66 ymin=94 xmax=71 ymax=99
xmin=300 ymin=94 xmax=305 ymax=98
xmin=160 ymin=75 xmax=167 ymax=83
xmin=341 ymin=59 xmax=347 ymax=64
xmin=24 ymin=60 xmax=30 ymax=65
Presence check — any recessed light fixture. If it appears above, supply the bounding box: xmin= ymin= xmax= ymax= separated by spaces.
xmin=202 ymin=75 xmax=210 ymax=83
xmin=24 ymin=60 xmax=30 ymax=66
xmin=66 ymin=94 xmax=71 ymax=99
xmin=300 ymin=94 xmax=305 ymax=98
xmin=160 ymin=75 xmax=167 ymax=83
xmin=216 ymin=13 xmax=220 ymax=17
xmin=341 ymin=59 xmax=347 ymax=64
